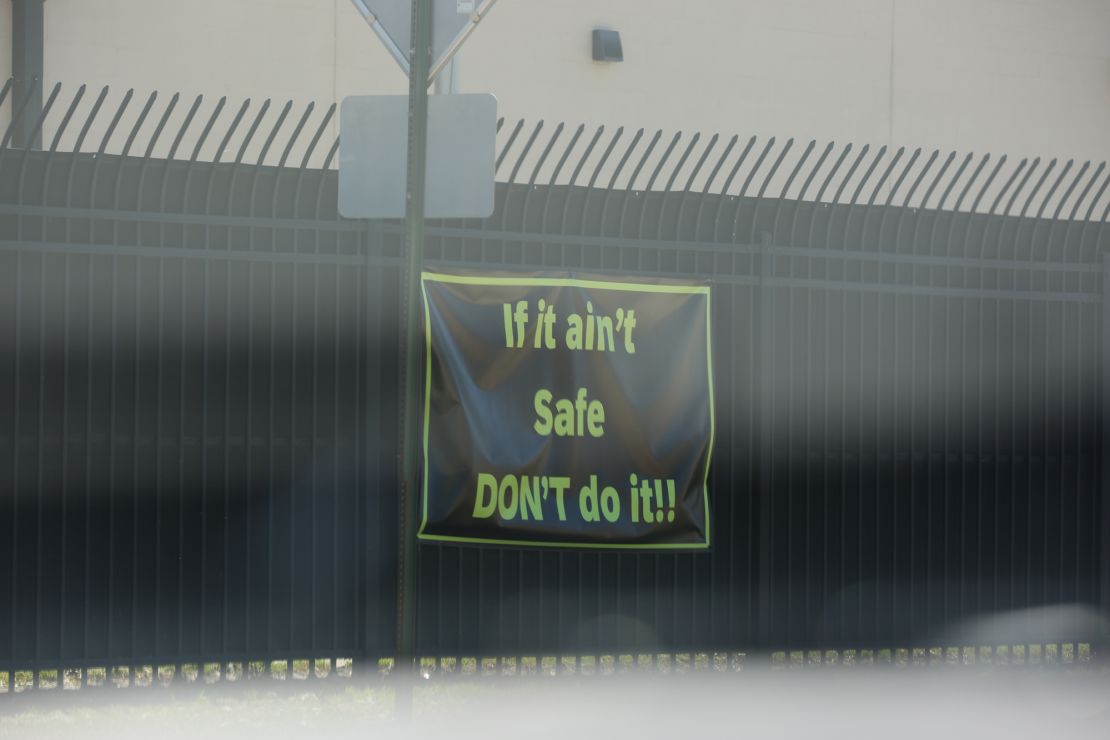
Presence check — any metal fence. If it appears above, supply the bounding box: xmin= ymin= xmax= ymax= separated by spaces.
xmin=1 ymin=83 xmax=1108 ymax=686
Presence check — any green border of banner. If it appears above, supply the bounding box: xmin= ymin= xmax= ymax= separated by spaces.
xmin=417 ymin=272 xmax=714 ymax=550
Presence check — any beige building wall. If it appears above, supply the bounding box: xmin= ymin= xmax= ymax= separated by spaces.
xmin=3 ymin=0 xmax=1109 ymax=183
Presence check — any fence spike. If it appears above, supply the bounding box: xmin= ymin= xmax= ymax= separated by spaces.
xmin=955 ymin=154 xmax=990 ymax=213
xmin=778 ymin=139 xmax=815 ymax=200
xmin=96 ymin=88 xmax=135 ymax=156
xmin=587 ymin=126 xmax=625 ymax=190
xmin=526 ymin=121 xmax=564 ymax=187
xmin=166 ymin=94 xmax=204 ymax=161
xmin=1067 ymin=161 xmax=1103 ymax=222
xmin=664 ymin=133 xmax=700 ymax=193
xmin=234 ymin=98 xmax=271 ymax=165
xmin=1081 ymin=168 xmax=1109 ymax=222
xmin=0 ymin=77 xmax=13 ymax=112
xmin=254 ymin=99 xmax=294 ymax=167
xmin=506 ymin=120 xmax=544 ymax=185
xmin=1035 ymin=159 xmax=1072 ymax=221
xmin=991 ymin=157 xmax=1028 ymax=217
xmin=299 ymin=102 xmax=337 ymax=171
xmin=969 ymin=154 xmax=1004 ymax=217
xmin=680 ymin=133 xmax=718 ymax=193
xmin=796 ymin=141 xmax=834 ymax=204
xmin=187 ymin=96 xmax=227 ymax=163
xmin=276 ymin=101 xmax=315 ymax=170
xmin=546 ymin=124 xmax=584 ymax=186
xmin=919 ymin=151 xmax=955 ymax=211
xmin=0 ymin=82 xmax=40 ymax=152
xmin=701 ymin=134 xmax=738 ymax=196
xmin=756 ymin=137 xmax=793 ymax=200
xmin=495 ymin=118 xmax=526 ymax=174
xmin=214 ymin=99 xmax=251 ymax=164
xmin=567 ymin=125 xmax=606 ymax=187
xmin=605 ymin=127 xmax=645 ymax=191
xmin=624 ymin=129 xmax=662 ymax=192
xmin=643 ymin=131 xmax=682 ymax=193
xmin=142 ymin=92 xmax=181 ymax=159
xmin=1052 ymin=160 xmax=1086 ymax=222
xmin=739 ymin=137 xmax=774 ymax=199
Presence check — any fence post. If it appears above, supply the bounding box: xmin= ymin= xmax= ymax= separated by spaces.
xmin=360 ymin=221 xmax=379 ymax=680
xmin=1102 ymin=253 xmax=1110 ymax=650
xmin=11 ymin=0 xmax=44 ymax=149
xmin=757 ymin=231 xmax=775 ymax=653
xmin=396 ymin=0 xmax=433 ymax=717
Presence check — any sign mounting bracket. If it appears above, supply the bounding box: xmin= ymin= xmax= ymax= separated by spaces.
xmin=349 ymin=0 xmax=499 ymax=85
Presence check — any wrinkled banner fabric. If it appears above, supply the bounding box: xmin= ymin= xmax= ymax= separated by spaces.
xmin=418 ymin=271 xmax=713 ymax=550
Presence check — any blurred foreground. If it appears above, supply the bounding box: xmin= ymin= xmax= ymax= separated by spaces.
xmin=2 ymin=665 xmax=1109 ymax=740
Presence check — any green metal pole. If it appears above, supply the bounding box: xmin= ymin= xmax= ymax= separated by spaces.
xmin=396 ymin=0 xmax=432 ymax=720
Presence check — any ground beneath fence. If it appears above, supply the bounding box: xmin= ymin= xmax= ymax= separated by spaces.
xmin=2 ymin=668 xmax=1110 ymax=740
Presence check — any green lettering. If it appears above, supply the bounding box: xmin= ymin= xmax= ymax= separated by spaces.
xmin=621 ymin=308 xmax=636 ymax=353
xmin=588 ymin=398 xmax=604 ymax=437
xmin=595 ymin=314 xmax=614 ymax=352
xmin=585 ymin=301 xmax=595 ymax=350
xmin=521 ymin=476 xmax=543 ymax=521
xmin=473 ymin=473 xmax=497 ymax=519
xmin=565 ymin=314 xmax=583 ymax=350
xmin=533 ymin=389 xmax=553 ymax=435
xmin=498 ymin=474 xmax=519 ymax=520
xmin=554 ymin=398 xmax=574 ymax=436
xmin=600 ymin=485 xmax=620 ymax=522
xmin=579 ymin=475 xmax=600 ymax=523
xmin=548 ymin=476 xmax=570 ymax=520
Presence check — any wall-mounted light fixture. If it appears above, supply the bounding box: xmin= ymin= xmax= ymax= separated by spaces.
xmin=592 ymin=29 xmax=623 ymax=62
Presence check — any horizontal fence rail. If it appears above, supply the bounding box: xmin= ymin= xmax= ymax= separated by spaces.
xmin=0 ymin=82 xmax=1108 ymax=686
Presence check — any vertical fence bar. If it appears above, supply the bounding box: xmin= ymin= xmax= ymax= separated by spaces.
xmin=1102 ymin=254 xmax=1110 ymax=650
xmin=756 ymin=231 xmax=774 ymax=651
xmin=11 ymin=0 xmax=45 ymax=149
xmin=396 ymin=0 xmax=432 ymax=712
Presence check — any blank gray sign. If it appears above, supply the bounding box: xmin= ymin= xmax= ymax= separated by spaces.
xmin=338 ymin=93 xmax=497 ymax=219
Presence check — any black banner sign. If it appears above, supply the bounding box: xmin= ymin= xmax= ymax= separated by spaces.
xmin=418 ymin=271 xmax=714 ymax=550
